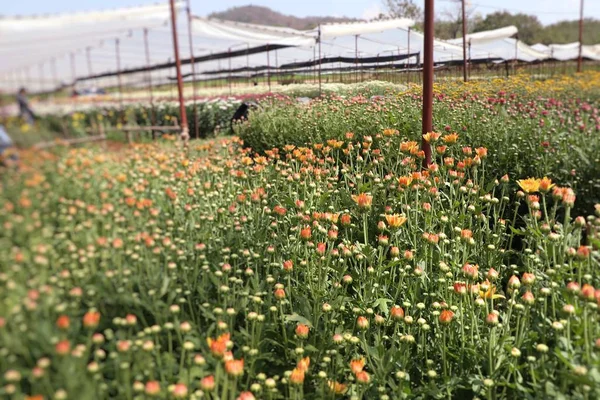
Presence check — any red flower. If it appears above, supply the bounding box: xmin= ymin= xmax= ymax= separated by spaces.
xmin=295 ymin=324 xmax=310 ymax=339
xmin=56 ymin=315 xmax=70 ymax=330
xmin=83 ymin=311 xmax=100 ymax=328
xmin=439 ymin=310 xmax=455 ymax=325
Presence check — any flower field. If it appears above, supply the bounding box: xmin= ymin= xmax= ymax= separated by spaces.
xmin=1 ymin=74 xmax=600 ymax=400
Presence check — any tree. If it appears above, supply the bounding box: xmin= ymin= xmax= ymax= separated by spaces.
xmin=473 ymin=11 xmax=542 ymax=44
xmin=539 ymin=18 xmax=600 ymax=45
xmin=434 ymin=0 xmax=480 ymax=40
xmin=383 ymin=0 xmax=423 ymax=20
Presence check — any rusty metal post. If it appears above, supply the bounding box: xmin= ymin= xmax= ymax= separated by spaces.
xmin=578 ymin=0 xmax=584 ymax=73
xmin=421 ymin=0 xmax=434 ymax=168
xmin=461 ymin=0 xmax=468 ymax=82
xmin=143 ymin=28 xmax=156 ymax=128
xmin=169 ymin=0 xmax=189 ymax=142
xmin=186 ymin=0 xmax=199 ymax=138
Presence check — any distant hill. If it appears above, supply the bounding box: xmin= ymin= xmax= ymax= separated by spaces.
xmin=208 ymin=5 xmax=359 ymax=30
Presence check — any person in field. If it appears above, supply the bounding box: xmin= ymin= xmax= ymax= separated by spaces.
xmin=16 ymin=87 xmax=36 ymax=125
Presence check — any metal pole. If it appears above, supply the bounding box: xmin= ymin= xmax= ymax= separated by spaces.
xmin=115 ymin=38 xmax=124 ymax=109
xmin=318 ymin=25 xmax=322 ymax=94
xmin=421 ymin=0 xmax=434 ymax=168
xmin=169 ymin=0 xmax=189 ymax=142
xmin=578 ymin=0 xmax=584 ymax=73
xmin=143 ymin=28 xmax=156 ymax=126
xmin=186 ymin=0 xmax=199 ymax=138
xmin=266 ymin=44 xmax=271 ymax=92
xmin=461 ymin=0 xmax=468 ymax=82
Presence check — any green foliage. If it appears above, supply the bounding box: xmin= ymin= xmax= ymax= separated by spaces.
xmin=238 ymin=81 xmax=600 ymax=216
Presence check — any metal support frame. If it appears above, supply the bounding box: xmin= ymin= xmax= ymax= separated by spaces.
xmin=461 ymin=0 xmax=468 ymax=82
xmin=421 ymin=0 xmax=434 ymax=168
xmin=169 ymin=0 xmax=189 ymax=142
xmin=578 ymin=0 xmax=584 ymax=73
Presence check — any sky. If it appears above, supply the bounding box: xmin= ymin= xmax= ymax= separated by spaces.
xmin=3 ymin=0 xmax=599 ymax=26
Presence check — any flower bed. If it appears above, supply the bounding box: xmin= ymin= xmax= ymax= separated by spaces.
xmin=0 ymin=128 xmax=598 ymax=399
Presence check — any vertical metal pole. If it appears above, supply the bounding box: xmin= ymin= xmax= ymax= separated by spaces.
xmin=421 ymin=0 xmax=434 ymax=168
xmin=578 ymin=0 xmax=584 ymax=72
xmin=461 ymin=0 xmax=468 ymax=82
xmin=143 ymin=28 xmax=156 ymax=126
xmin=266 ymin=44 xmax=271 ymax=91
xmin=115 ymin=38 xmax=124 ymax=109
xmin=318 ymin=25 xmax=322 ymax=94
xmin=169 ymin=0 xmax=189 ymax=141
xmin=186 ymin=0 xmax=199 ymax=138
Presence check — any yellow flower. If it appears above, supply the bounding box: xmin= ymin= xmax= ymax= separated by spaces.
xmin=422 ymin=132 xmax=441 ymax=143
xmin=517 ymin=178 xmax=540 ymax=194
xmin=385 ymin=214 xmax=407 ymax=228
xmin=479 ymin=286 xmax=505 ymax=300
xmin=442 ymin=133 xmax=459 ymax=144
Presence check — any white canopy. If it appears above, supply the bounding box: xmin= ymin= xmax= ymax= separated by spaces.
xmin=191 ymin=17 xmax=315 ymax=48
xmin=315 ymin=18 xmax=415 ymax=39
xmin=447 ymin=27 xmax=548 ymax=62
xmin=530 ymin=42 xmax=600 ymax=61
xmin=457 ymin=26 xmax=518 ymax=44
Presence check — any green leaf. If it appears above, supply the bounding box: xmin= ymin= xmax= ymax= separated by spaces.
xmin=284 ymin=313 xmax=313 ymax=327
xmin=373 ymin=298 xmax=392 ymax=314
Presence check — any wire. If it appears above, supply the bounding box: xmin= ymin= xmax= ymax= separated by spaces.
xmin=438 ymin=0 xmax=579 ymax=15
